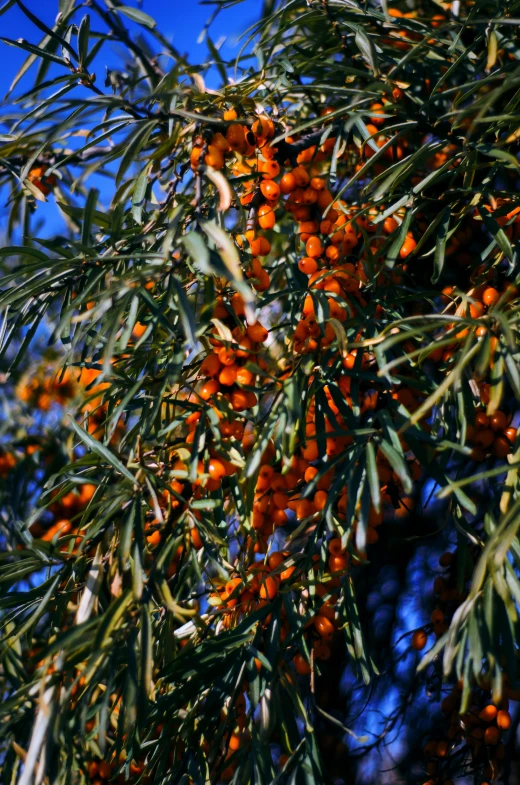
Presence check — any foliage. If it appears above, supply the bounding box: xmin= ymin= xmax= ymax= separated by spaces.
xmin=1 ymin=0 xmax=520 ymax=783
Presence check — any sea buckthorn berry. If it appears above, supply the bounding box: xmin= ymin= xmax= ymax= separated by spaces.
xmin=201 ymin=354 xmax=221 ymax=377
xmin=236 ymin=367 xmax=253 ymax=386
xmin=475 ymin=411 xmax=489 ymax=429
xmin=293 ymin=652 xmax=311 ymax=675
xmin=258 ymin=203 xmax=276 ymax=230
xmin=479 ymin=705 xmax=498 ymax=723
xmin=200 ymin=379 xmax=220 ymax=399
xmin=227 ymin=123 xmax=247 ymax=152
xmin=218 ymin=347 xmax=236 ymax=366
xmin=280 ymin=173 xmax=296 ymax=194
xmin=259 ymin=159 xmax=280 ymax=179
xmin=469 ymin=302 xmax=484 ymax=319
xmin=383 ymin=216 xmax=399 ymax=234
xmin=314 ymin=614 xmax=335 ymax=639
xmin=253 ymin=115 xmax=275 ymax=139
xmin=259 ymin=575 xmax=278 ymax=600
xmin=247 ymin=322 xmax=268 ymax=343
xmin=400 ymin=231 xmax=417 ymax=258
xmin=505 ymin=427 xmax=517 ymax=444
xmin=439 ymin=552 xmax=454 ymax=567
xmin=250 ymin=236 xmax=271 ymax=256
xmin=490 ymin=411 xmax=507 ymax=431
xmin=219 ymin=364 xmax=238 ymax=386
xmin=292 ymin=166 xmax=310 ymax=187
xmin=260 ymin=180 xmax=280 ymax=201
xmin=411 ymin=629 xmax=428 ymax=650
xmin=298 ymin=257 xmax=318 ymax=275
xmin=482 ymin=287 xmax=500 ymax=307
xmin=305 ymin=236 xmax=323 ymax=258
xmin=497 ymin=710 xmax=512 ymax=730
xmin=493 ymin=436 xmax=511 ymax=458
xmin=205 ymin=145 xmax=224 ymax=169
xmin=328 ymin=553 xmax=348 ymax=573
xmin=475 ymin=428 xmax=494 ymax=449
xmin=484 ymin=726 xmax=500 ymax=745
xmin=369 ymin=102 xmax=385 ymax=125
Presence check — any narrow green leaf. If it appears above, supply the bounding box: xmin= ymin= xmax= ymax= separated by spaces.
xmin=115 ymin=6 xmax=157 ymax=28
xmin=69 ymin=418 xmax=137 ymax=485
xmin=0 ymin=36 xmax=67 ymax=65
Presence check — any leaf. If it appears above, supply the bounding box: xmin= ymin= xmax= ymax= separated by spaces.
xmin=205 ymin=166 xmax=233 ymax=212
xmin=14 ymin=0 xmax=78 ymax=61
xmin=486 ymin=29 xmax=498 ymax=72
xmin=47 ymin=121 xmax=130 ymax=173
xmin=183 ymin=232 xmax=211 ymax=275
xmin=114 ymin=5 xmax=157 ymax=28
xmin=82 ymin=187 xmax=99 ymax=246
xmin=354 ymin=28 xmax=380 ymax=76
xmin=131 ymin=166 xmax=149 ymax=225
xmin=171 ymin=276 xmax=198 ymax=351
xmin=432 ymin=208 xmax=450 ymax=284
xmin=384 ymin=210 xmax=412 ymax=269
xmin=480 ymin=208 xmax=513 ymax=261
xmin=202 ymin=221 xmax=254 ymax=310
xmin=0 ymin=36 xmax=67 ymax=65
xmin=365 ymin=441 xmax=381 ymax=513
xmin=77 ymin=14 xmax=91 ymax=66
xmin=69 ymin=418 xmax=137 ymax=485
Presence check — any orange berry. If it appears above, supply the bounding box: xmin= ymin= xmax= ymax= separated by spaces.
xmin=497 ymin=710 xmax=511 ymax=730
xmin=260 ymin=180 xmax=280 ymax=201
xmin=475 ymin=411 xmax=489 ymax=429
xmin=328 ymin=553 xmax=348 ymax=573
xmin=280 ymin=173 xmax=296 ymax=194
xmin=258 ymin=203 xmax=276 ymax=230
xmin=298 ymin=257 xmax=318 ymax=275
xmin=314 ymin=614 xmax=335 ymax=639
xmin=292 ymin=166 xmax=310 ymax=187
xmin=504 ymin=426 xmax=517 ymax=444
xmin=259 ymin=575 xmax=279 ymax=601
xmin=236 ymin=367 xmax=253 ymax=386
xmin=259 ymin=158 xmax=280 ymax=179
xmin=218 ymin=346 xmax=237 ymax=366
xmin=201 ymin=354 xmax=222 ymax=377
xmin=293 ymin=652 xmax=311 ymax=675
xmin=247 ymin=321 xmax=268 ymax=343
xmin=200 ymin=379 xmax=220 ymax=400
xmin=490 ymin=411 xmax=507 ymax=431
xmin=305 ymin=236 xmax=323 ymax=258
xmin=484 ymin=726 xmax=501 ymax=745
xmin=219 ymin=364 xmax=238 ymax=386
xmin=482 ymin=287 xmax=500 ymax=307
xmin=412 ymin=629 xmax=428 ymax=650
xmin=479 ymin=705 xmax=498 ymax=723
xmin=399 ymin=232 xmax=416 ymax=258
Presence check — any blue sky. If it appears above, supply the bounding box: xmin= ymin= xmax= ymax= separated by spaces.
xmin=0 ymin=0 xmax=260 ymax=98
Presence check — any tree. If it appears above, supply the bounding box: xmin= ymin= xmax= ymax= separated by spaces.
xmin=0 ymin=0 xmax=520 ymax=782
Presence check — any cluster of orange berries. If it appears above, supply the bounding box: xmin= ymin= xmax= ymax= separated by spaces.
xmin=197 ymin=313 xmax=269 ymax=412
xmin=467 ymin=408 xmax=517 ymax=462
xmin=422 ymin=680 xmax=513 ymax=785
xmin=16 ymin=366 xmax=78 ymax=411
xmin=29 ymin=482 xmax=96 ymax=550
